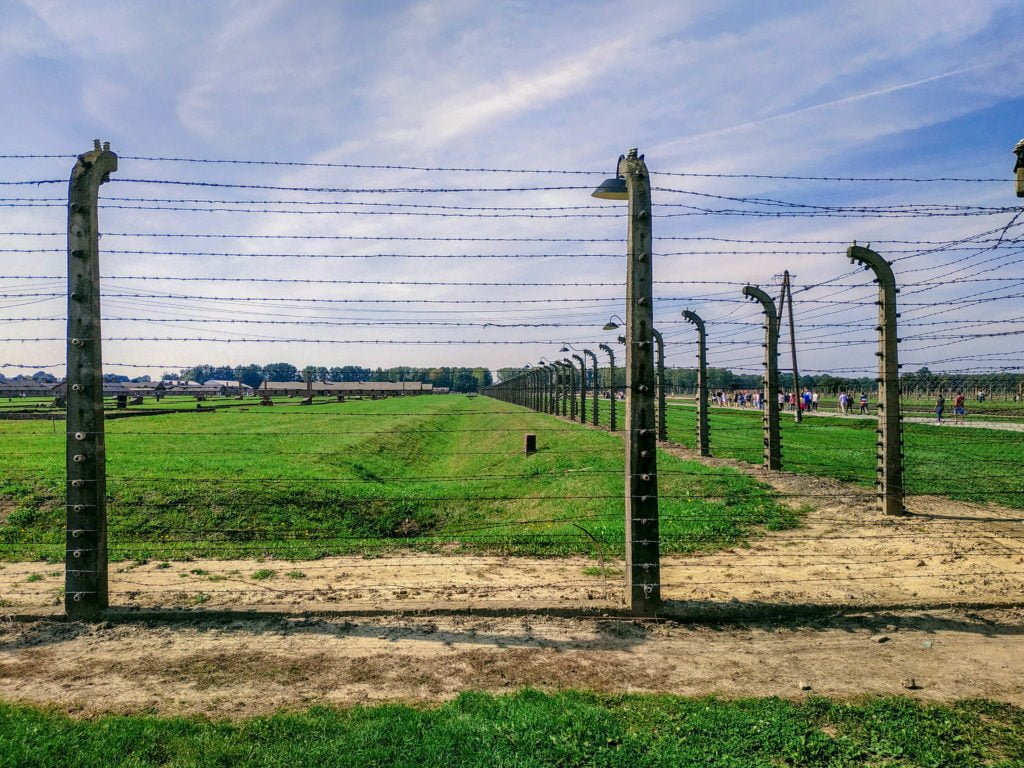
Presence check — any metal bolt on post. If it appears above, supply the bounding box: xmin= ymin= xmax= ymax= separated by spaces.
xmin=742 ymin=286 xmax=781 ymax=471
xmin=682 ymin=310 xmax=710 ymax=457
xmin=848 ymin=244 xmax=905 ymax=516
xmin=66 ymin=141 xmax=117 ymax=618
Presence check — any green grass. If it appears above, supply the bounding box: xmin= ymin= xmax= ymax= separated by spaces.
xmin=666 ymin=402 xmax=1024 ymax=507
xmin=0 ymin=395 xmax=789 ymax=562
xmin=0 ymin=692 xmax=1021 ymax=767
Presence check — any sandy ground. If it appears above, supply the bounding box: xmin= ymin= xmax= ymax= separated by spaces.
xmin=1 ymin=607 xmax=1023 ymax=717
xmin=1 ymin=443 xmax=1022 ymax=715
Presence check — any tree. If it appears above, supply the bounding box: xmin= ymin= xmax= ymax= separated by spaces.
xmin=210 ymin=366 xmax=236 ymax=381
xmin=181 ymin=364 xmax=215 ymax=383
xmin=453 ymin=371 xmax=479 ymax=393
xmin=235 ymin=364 xmax=265 ymax=390
xmin=263 ymin=362 xmax=299 ymax=382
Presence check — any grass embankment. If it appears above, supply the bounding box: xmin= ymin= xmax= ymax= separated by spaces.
xmin=0 ymin=692 xmax=1021 ymax=767
xmin=665 ymin=403 xmax=1024 ymax=507
xmin=0 ymin=395 xmax=791 ymax=562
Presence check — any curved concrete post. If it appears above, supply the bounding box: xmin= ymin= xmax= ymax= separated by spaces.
xmin=571 ymin=354 xmax=586 ymax=424
xmin=583 ymin=348 xmax=599 ymax=426
xmin=599 ymin=343 xmax=617 ymax=432
xmin=848 ymin=244 xmax=905 ymax=516
xmin=66 ymin=141 xmax=117 ymax=618
xmin=651 ymin=328 xmax=666 ymax=441
xmin=742 ymin=285 xmax=781 ymax=471
xmin=682 ymin=310 xmax=710 ymax=457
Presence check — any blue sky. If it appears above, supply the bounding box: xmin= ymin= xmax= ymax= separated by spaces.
xmin=2 ymin=0 xmax=1023 ymax=379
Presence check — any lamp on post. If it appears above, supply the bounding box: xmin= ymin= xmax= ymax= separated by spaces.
xmin=591 ymin=149 xmax=659 ymax=616
xmin=602 ymin=314 xmax=625 ymax=331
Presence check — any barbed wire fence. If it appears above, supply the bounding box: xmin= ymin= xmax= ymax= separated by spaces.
xmin=1 ymin=145 xmax=1023 ymax=617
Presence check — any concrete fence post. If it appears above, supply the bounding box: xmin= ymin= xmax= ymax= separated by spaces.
xmin=652 ymin=328 xmax=666 ymax=442
xmin=599 ymin=343 xmax=617 ymax=432
xmin=619 ymin=149 xmax=659 ymax=614
xmin=66 ymin=141 xmax=117 ymax=618
xmin=742 ymin=285 xmax=781 ymax=471
xmin=558 ymin=362 xmax=569 ymax=417
xmin=584 ymin=348 xmax=599 ymax=426
xmin=571 ymin=354 xmax=586 ymax=424
xmin=561 ymin=359 xmax=576 ymax=420
xmin=848 ymin=244 xmax=905 ymax=516
xmin=682 ymin=310 xmax=710 ymax=457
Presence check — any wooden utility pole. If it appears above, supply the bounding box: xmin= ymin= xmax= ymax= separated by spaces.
xmin=848 ymin=245 xmax=905 ymax=516
xmin=682 ymin=310 xmax=710 ymax=457
xmin=776 ymin=271 xmax=801 ymax=422
xmin=743 ymin=286 xmax=781 ymax=471
xmin=66 ymin=140 xmax=117 ymax=618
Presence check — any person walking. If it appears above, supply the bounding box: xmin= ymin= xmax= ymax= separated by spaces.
xmin=859 ymin=392 xmax=869 ymax=415
xmin=953 ymin=391 xmax=965 ymax=425
xmin=936 ymin=393 xmax=946 ymax=424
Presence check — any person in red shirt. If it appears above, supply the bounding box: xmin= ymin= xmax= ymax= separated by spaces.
xmin=953 ymin=391 xmax=966 ymax=425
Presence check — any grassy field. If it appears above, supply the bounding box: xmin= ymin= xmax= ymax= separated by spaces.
xmin=665 ymin=402 xmax=1024 ymax=507
xmin=0 ymin=395 xmax=792 ymax=562
xmin=0 ymin=692 xmax=1021 ymax=767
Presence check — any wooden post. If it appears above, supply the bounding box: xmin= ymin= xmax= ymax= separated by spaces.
xmin=848 ymin=245 xmax=905 ymax=516
xmin=743 ymin=286 xmax=781 ymax=471
xmin=524 ymin=433 xmax=537 ymax=454
xmin=682 ymin=310 xmax=710 ymax=457
xmin=66 ymin=141 xmax=117 ymax=618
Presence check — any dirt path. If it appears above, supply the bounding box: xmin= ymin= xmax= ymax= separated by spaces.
xmin=1 ymin=608 xmax=1022 ymax=716
xmin=668 ymin=399 xmax=1024 ymax=431
xmin=2 ymin=438 xmax=1023 ymax=715
xmin=658 ymin=443 xmax=1024 ymax=609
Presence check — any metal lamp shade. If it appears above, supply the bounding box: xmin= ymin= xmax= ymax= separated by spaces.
xmin=591 ymin=176 xmax=627 ymax=200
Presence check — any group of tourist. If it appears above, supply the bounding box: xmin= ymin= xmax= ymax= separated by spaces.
xmin=712 ymin=390 xmax=763 ymax=408
xmin=935 ymin=392 xmax=967 ymax=424
xmin=837 ymin=391 xmax=870 ymax=415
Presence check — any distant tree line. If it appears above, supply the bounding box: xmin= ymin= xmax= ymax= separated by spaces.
xmin=497 ymin=366 xmax=1012 ymax=396
xmin=140 ymin=363 xmax=496 ymax=393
